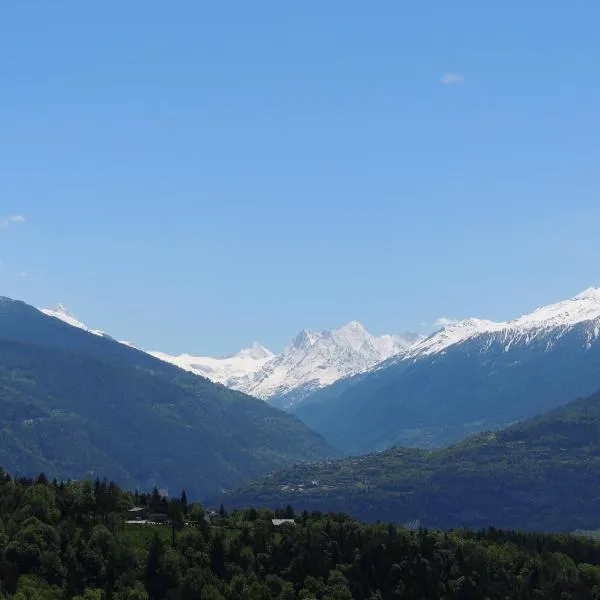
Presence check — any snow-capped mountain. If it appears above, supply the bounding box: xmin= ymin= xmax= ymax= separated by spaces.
xmin=39 ymin=305 xmax=115 ymax=340
xmin=232 ymin=321 xmax=421 ymax=406
xmin=37 ymin=287 xmax=600 ymax=455
xmin=406 ymin=287 xmax=600 ymax=359
xmin=37 ymin=305 xmax=276 ymax=386
xmin=148 ymin=343 xmax=275 ymax=387
xmin=37 ymin=304 xmax=419 ymax=402
xmin=294 ymin=287 xmax=600 ymax=455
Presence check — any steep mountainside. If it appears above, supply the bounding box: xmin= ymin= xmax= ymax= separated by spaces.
xmin=294 ymin=288 xmax=600 ymax=453
xmin=39 ymin=304 xmax=421 ymax=405
xmin=222 ymin=390 xmax=600 ymax=532
xmin=0 ymin=297 xmax=335 ymax=497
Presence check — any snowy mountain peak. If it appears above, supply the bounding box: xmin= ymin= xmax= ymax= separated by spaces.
xmin=290 ymin=329 xmax=320 ymax=350
xmin=234 ymin=342 xmax=274 ymax=361
xmin=236 ymin=322 xmax=421 ymax=405
xmin=508 ymin=287 xmax=600 ymax=331
xmin=336 ymin=320 xmax=367 ymax=333
xmin=408 ymin=317 xmax=502 ymax=357
xmin=43 ymin=303 xmax=78 ymax=321
xmin=329 ymin=321 xmax=372 ymax=352
xmin=574 ymin=287 xmax=600 ymax=300
xmin=408 ymin=287 xmax=600 ymax=360
xmin=148 ymin=343 xmax=274 ymax=386
xmin=36 ymin=300 xmax=423 ymax=403
xmin=37 ymin=301 xmax=417 ymax=401
xmin=33 ymin=286 xmax=600 ymax=407
xmin=39 ymin=305 xmax=113 ymax=340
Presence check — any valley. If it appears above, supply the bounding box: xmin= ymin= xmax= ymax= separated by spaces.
xmin=5 ymin=4 xmax=599 ymax=596
xmin=221 ymin=389 xmax=600 ymax=532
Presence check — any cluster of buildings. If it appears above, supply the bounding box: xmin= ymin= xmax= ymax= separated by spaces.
xmin=125 ymin=506 xmax=296 ymax=528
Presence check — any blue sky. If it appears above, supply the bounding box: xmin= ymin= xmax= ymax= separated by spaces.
xmin=2 ymin=2 xmax=600 ymax=355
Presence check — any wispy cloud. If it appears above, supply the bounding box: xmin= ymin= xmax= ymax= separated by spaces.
xmin=434 ymin=317 xmax=459 ymax=327
xmin=441 ymin=73 xmax=464 ymax=85
xmin=0 ymin=214 xmax=26 ymax=229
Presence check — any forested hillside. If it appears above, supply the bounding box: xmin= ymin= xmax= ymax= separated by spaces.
xmin=3 ymin=471 xmax=600 ymax=599
xmin=223 ymin=390 xmax=600 ymax=532
xmin=0 ymin=298 xmax=334 ymax=497
xmin=293 ymin=315 xmax=600 ymax=453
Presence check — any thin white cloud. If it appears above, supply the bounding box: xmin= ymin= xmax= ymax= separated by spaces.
xmin=434 ymin=317 xmax=459 ymax=327
xmin=441 ymin=73 xmax=464 ymax=85
xmin=0 ymin=214 xmax=26 ymax=229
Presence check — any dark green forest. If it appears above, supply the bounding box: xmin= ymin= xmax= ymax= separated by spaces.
xmin=4 ymin=472 xmax=600 ymax=599
xmin=223 ymin=391 xmax=600 ymax=532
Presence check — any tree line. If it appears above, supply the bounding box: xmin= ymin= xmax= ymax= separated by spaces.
xmin=3 ymin=469 xmax=600 ymax=599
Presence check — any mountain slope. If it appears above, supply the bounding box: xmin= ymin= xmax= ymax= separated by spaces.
xmin=0 ymin=297 xmax=335 ymax=497
xmin=294 ymin=288 xmax=600 ymax=453
xmin=221 ymin=390 xmax=600 ymax=531
xmin=38 ymin=304 xmax=421 ymax=405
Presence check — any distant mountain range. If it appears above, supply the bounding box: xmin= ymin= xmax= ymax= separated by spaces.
xmin=230 ymin=322 xmax=420 ymax=408
xmin=149 ymin=342 xmax=276 ymax=389
xmin=293 ymin=287 xmax=600 ymax=453
xmin=1 ymin=297 xmax=335 ymax=497
xmin=220 ymin=389 xmax=600 ymax=532
xmin=39 ymin=287 xmax=600 ymax=458
xmin=38 ymin=305 xmax=421 ymax=407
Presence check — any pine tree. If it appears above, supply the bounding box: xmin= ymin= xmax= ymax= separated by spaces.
xmin=180 ymin=490 xmax=188 ymax=516
xmin=145 ymin=534 xmax=166 ymax=600
xmin=210 ymin=533 xmax=226 ymax=578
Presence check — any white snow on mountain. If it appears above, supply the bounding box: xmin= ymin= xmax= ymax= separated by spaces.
xmin=39 ymin=305 xmax=115 ymax=340
xmin=39 ymin=287 xmax=600 ymax=403
xmin=232 ymin=321 xmax=422 ymax=402
xmin=406 ymin=317 xmax=502 ymax=358
xmin=407 ymin=287 xmax=600 ymax=359
xmin=508 ymin=287 xmax=600 ymax=330
xmin=148 ymin=343 xmax=275 ymax=387
xmin=36 ymin=303 xmax=422 ymax=401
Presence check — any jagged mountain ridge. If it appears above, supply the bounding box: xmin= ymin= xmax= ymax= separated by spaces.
xmin=293 ymin=287 xmax=600 ymax=453
xmin=40 ymin=305 xmax=115 ymax=341
xmin=402 ymin=287 xmax=600 ymax=360
xmin=231 ymin=321 xmax=421 ymax=407
xmin=40 ymin=286 xmax=600 ymax=426
xmin=38 ymin=305 xmax=421 ymax=404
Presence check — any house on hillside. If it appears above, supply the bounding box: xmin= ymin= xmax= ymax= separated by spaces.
xmin=126 ymin=507 xmax=148 ymax=521
xmin=272 ymin=519 xmax=296 ymax=527
xmin=205 ymin=510 xmax=219 ymax=525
